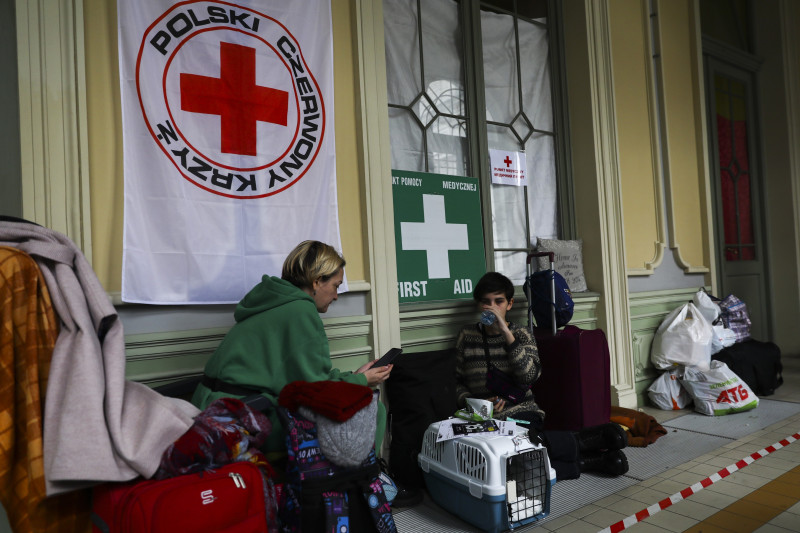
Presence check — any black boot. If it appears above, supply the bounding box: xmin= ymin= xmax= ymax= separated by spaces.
xmin=575 ymin=423 xmax=628 ymax=452
xmin=393 ymin=486 xmax=424 ymax=508
xmin=378 ymin=458 xmax=424 ymax=508
xmin=579 ymin=449 xmax=629 ymax=476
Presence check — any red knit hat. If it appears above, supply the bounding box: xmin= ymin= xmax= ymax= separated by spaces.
xmin=278 ymin=380 xmax=374 ymax=422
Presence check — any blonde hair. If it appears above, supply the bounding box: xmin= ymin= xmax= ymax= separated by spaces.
xmin=282 ymin=240 xmax=346 ymax=289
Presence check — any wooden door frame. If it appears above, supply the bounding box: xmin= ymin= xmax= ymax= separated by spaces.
xmin=702 ymin=37 xmax=772 ymax=340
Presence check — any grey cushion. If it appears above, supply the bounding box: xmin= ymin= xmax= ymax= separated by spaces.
xmin=535 ymin=238 xmax=588 ymax=292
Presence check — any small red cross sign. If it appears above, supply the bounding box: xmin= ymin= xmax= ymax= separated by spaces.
xmin=180 ymin=42 xmax=289 ymax=156
xmin=504 ymin=155 xmax=513 ymax=167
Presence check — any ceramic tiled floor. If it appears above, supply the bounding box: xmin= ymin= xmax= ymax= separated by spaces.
xmin=538 ymin=355 xmax=800 ymax=533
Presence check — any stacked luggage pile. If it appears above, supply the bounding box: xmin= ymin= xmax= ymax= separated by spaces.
xmin=91 ymin=382 xmax=398 ymax=533
xmin=524 ymin=252 xmax=613 ymax=432
xmin=648 ymin=289 xmax=783 ymax=416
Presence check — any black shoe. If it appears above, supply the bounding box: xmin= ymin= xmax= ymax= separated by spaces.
xmin=575 ymin=423 xmax=628 ymax=452
xmin=392 ymin=486 xmax=424 ymax=508
xmin=378 ymin=457 xmax=423 ymax=508
xmin=579 ymin=449 xmax=629 ymax=476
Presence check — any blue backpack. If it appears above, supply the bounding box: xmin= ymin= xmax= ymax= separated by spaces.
xmin=524 ymin=269 xmax=574 ymax=330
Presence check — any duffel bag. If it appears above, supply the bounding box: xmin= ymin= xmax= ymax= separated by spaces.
xmin=91 ymin=461 xmax=278 ymax=533
xmin=386 ymin=349 xmax=458 ymax=489
xmin=712 ymin=339 xmax=783 ymax=396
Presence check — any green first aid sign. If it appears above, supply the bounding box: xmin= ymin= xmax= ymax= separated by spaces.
xmin=392 ymin=170 xmax=486 ymax=303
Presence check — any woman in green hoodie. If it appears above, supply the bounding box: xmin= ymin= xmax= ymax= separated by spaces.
xmin=192 ymin=240 xmax=392 ymax=454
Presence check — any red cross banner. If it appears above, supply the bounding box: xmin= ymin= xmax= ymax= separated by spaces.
xmin=119 ymin=0 xmax=342 ymax=303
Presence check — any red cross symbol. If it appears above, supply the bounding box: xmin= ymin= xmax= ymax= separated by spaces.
xmin=180 ymin=42 xmax=289 ymax=156
xmin=504 ymin=155 xmax=513 ymax=167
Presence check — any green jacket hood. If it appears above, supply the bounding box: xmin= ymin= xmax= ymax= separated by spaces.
xmin=234 ymin=275 xmax=314 ymax=322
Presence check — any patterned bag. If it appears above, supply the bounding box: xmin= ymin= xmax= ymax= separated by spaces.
xmin=718 ymin=295 xmax=752 ymax=343
xmin=279 ymin=409 xmax=397 ymax=533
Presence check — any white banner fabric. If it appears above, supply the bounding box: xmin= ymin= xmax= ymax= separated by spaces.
xmin=119 ymin=0 xmax=342 ymax=304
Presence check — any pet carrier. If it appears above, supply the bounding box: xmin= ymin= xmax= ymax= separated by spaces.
xmin=418 ymin=421 xmax=554 ymax=533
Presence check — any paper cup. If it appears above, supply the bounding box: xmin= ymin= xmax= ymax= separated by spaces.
xmin=466 ymin=397 xmax=494 ymax=420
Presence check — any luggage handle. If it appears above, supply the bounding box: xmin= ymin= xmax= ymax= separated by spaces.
xmin=526 ymin=251 xmax=554 ymax=267
xmin=525 ymin=251 xmax=557 ymax=336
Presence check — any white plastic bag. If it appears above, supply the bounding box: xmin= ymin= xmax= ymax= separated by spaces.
xmin=710 ymin=324 xmax=737 ymax=355
xmin=692 ymin=290 xmax=720 ymax=325
xmin=680 ymin=360 xmax=759 ymax=416
xmin=650 ymin=303 xmax=713 ymax=370
xmin=647 ymin=368 xmax=692 ymax=410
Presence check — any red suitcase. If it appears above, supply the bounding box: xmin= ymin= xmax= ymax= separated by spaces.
xmin=91 ymin=461 xmax=277 ymax=533
xmin=525 ymin=252 xmax=611 ymax=431
xmin=531 ymin=325 xmax=611 ymax=431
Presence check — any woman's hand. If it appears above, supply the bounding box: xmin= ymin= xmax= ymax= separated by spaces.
xmin=356 ymin=361 xmax=393 ymax=387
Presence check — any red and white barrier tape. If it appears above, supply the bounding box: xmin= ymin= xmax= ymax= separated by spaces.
xmin=598 ymin=431 xmax=800 ymax=533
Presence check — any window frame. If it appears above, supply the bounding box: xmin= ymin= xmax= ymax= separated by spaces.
xmin=385 ymin=0 xmax=574 ymax=296
xmin=465 ymin=0 xmax=575 ymax=269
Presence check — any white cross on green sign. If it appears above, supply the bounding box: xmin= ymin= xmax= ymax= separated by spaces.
xmin=391 ymin=170 xmax=486 ymax=303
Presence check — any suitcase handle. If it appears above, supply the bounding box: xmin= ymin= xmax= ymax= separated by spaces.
xmin=526 ymin=251 xmax=554 ymax=265
xmin=525 ymin=251 xmax=557 ymax=336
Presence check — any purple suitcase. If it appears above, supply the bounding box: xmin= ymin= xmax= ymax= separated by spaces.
xmin=525 ymin=252 xmax=611 ymax=431
xmin=531 ymin=325 xmax=611 ymax=431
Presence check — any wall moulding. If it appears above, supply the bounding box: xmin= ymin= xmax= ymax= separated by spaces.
xmin=16 ymin=0 xmax=92 ymax=260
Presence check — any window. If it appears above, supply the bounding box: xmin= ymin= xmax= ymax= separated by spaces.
xmin=384 ymin=0 xmax=569 ymax=284
xmin=714 ymin=74 xmax=756 ymax=261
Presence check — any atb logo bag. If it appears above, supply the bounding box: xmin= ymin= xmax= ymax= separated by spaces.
xmin=679 ymin=361 xmax=759 ymax=416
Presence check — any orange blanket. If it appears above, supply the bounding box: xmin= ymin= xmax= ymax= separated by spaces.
xmin=610 ymin=405 xmax=668 ymax=447
xmin=0 ymin=246 xmax=90 ymax=533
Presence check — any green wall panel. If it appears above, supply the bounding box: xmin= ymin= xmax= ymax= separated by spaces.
xmin=125 ymin=315 xmax=374 ymax=387
xmin=125 ymin=292 xmax=603 ymax=387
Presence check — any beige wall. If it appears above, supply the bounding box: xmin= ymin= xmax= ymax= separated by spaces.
xmin=607 ymin=0 xmax=712 ymax=278
xmin=657 ymin=0 xmax=712 ymax=274
xmin=84 ymin=0 xmax=367 ymax=293
xmin=608 ymin=0 xmax=664 ymax=275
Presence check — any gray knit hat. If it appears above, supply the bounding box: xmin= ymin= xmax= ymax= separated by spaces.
xmin=299 ymin=392 xmax=378 ymax=467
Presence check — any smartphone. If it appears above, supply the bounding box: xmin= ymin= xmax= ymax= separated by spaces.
xmin=373 ymin=347 xmax=402 ymax=367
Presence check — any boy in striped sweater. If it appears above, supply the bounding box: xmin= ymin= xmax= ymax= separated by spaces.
xmin=454 ymin=272 xmax=629 ymax=479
